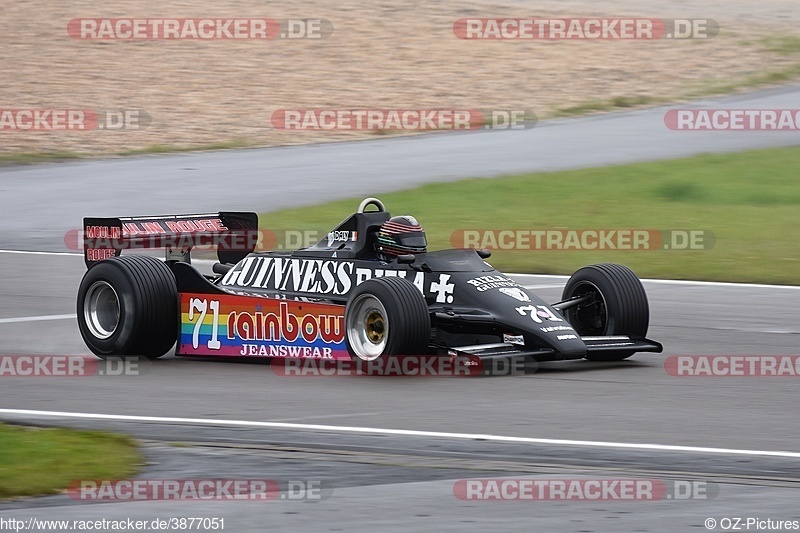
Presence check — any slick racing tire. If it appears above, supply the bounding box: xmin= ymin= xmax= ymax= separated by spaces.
xmin=345 ymin=277 xmax=430 ymax=360
xmin=77 ymin=256 xmax=177 ymax=359
xmin=561 ymin=263 xmax=649 ymax=361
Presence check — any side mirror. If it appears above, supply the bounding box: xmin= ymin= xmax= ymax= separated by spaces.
xmin=477 ymin=249 xmax=492 ymax=259
xmin=212 ymin=262 xmax=234 ymax=275
xmin=396 ymin=254 xmax=416 ymax=264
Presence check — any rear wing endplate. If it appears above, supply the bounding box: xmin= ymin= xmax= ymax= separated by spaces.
xmin=83 ymin=212 xmax=258 ymax=267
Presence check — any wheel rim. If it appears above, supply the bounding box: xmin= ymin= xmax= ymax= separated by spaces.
xmin=84 ymin=281 xmax=120 ymax=340
xmin=347 ymin=294 xmax=388 ymax=360
xmin=565 ymin=281 xmax=608 ymax=335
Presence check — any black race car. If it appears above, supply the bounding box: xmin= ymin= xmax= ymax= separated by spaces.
xmin=77 ymin=198 xmax=662 ymax=371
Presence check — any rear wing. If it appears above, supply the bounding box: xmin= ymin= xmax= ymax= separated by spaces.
xmin=83 ymin=212 xmax=259 ymax=267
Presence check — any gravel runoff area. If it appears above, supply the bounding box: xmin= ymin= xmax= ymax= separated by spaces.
xmin=2 ymin=0 xmax=799 ymax=155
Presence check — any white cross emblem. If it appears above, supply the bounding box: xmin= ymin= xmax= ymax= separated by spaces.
xmin=430 ymin=274 xmax=455 ymax=304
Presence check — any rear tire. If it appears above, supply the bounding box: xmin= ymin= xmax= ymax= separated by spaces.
xmin=561 ymin=263 xmax=649 ymax=361
xmin=345 ymin=277 xmax=430 ymax=360
xmin=77 ymin=256 xmax=177 ymax=359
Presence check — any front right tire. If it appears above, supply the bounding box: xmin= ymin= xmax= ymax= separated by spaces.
xmin=345 ymin=277 xmax=430 ymax=360
xmin=561 ymin=263 xmax=650 ymax=361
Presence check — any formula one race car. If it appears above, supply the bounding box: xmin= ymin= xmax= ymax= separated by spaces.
xmin=77 ymin=198 xmax=662 ymax=368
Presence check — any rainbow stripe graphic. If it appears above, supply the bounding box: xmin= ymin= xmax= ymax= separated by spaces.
xmin=179 ymin=292 xmax=349 ymax=360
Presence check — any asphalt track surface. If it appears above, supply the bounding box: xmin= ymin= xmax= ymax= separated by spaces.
xmin=0 ymin=252 xmax=799 ymax=531
xmin=2 ymin=84 xmax=800 ymax=252
xmin=1 ymin=88 xmax=800 ymax=531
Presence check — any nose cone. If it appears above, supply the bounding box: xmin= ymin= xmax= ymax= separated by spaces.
xmin=463 ymin=281 xmax=587 ymax=358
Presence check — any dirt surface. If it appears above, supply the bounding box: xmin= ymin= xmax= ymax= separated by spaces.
xmin=1 ymin=0 xmax=799 ymax=155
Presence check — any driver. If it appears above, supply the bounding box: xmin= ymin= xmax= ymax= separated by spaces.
xmin=376 ymin=215 xmax=427 ymax=260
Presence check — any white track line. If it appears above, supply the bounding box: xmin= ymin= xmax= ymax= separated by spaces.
xmin=1 ymin=249 xmax=798 ymax=290
xmin=1 ymin=408 xmax=798 ymax=459
xmin=0 ymin=249 xmax=82 ymax=256
xmin=510 ymin=273 xmax=800 ymax=291
xmin=0 ymin=314 xmax=77 ymax=324
xmin=643 ymin=278 xmax=800 ymax=290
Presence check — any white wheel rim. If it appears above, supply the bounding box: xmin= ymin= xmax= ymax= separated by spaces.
xmin=347 ymin=294 xmax=388 ymax=360
xmin=84 ymin=281 xmax=120 ymax=339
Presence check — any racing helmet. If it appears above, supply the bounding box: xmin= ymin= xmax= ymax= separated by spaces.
xmin=377 ymin=215 xmax=427 ymax=256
